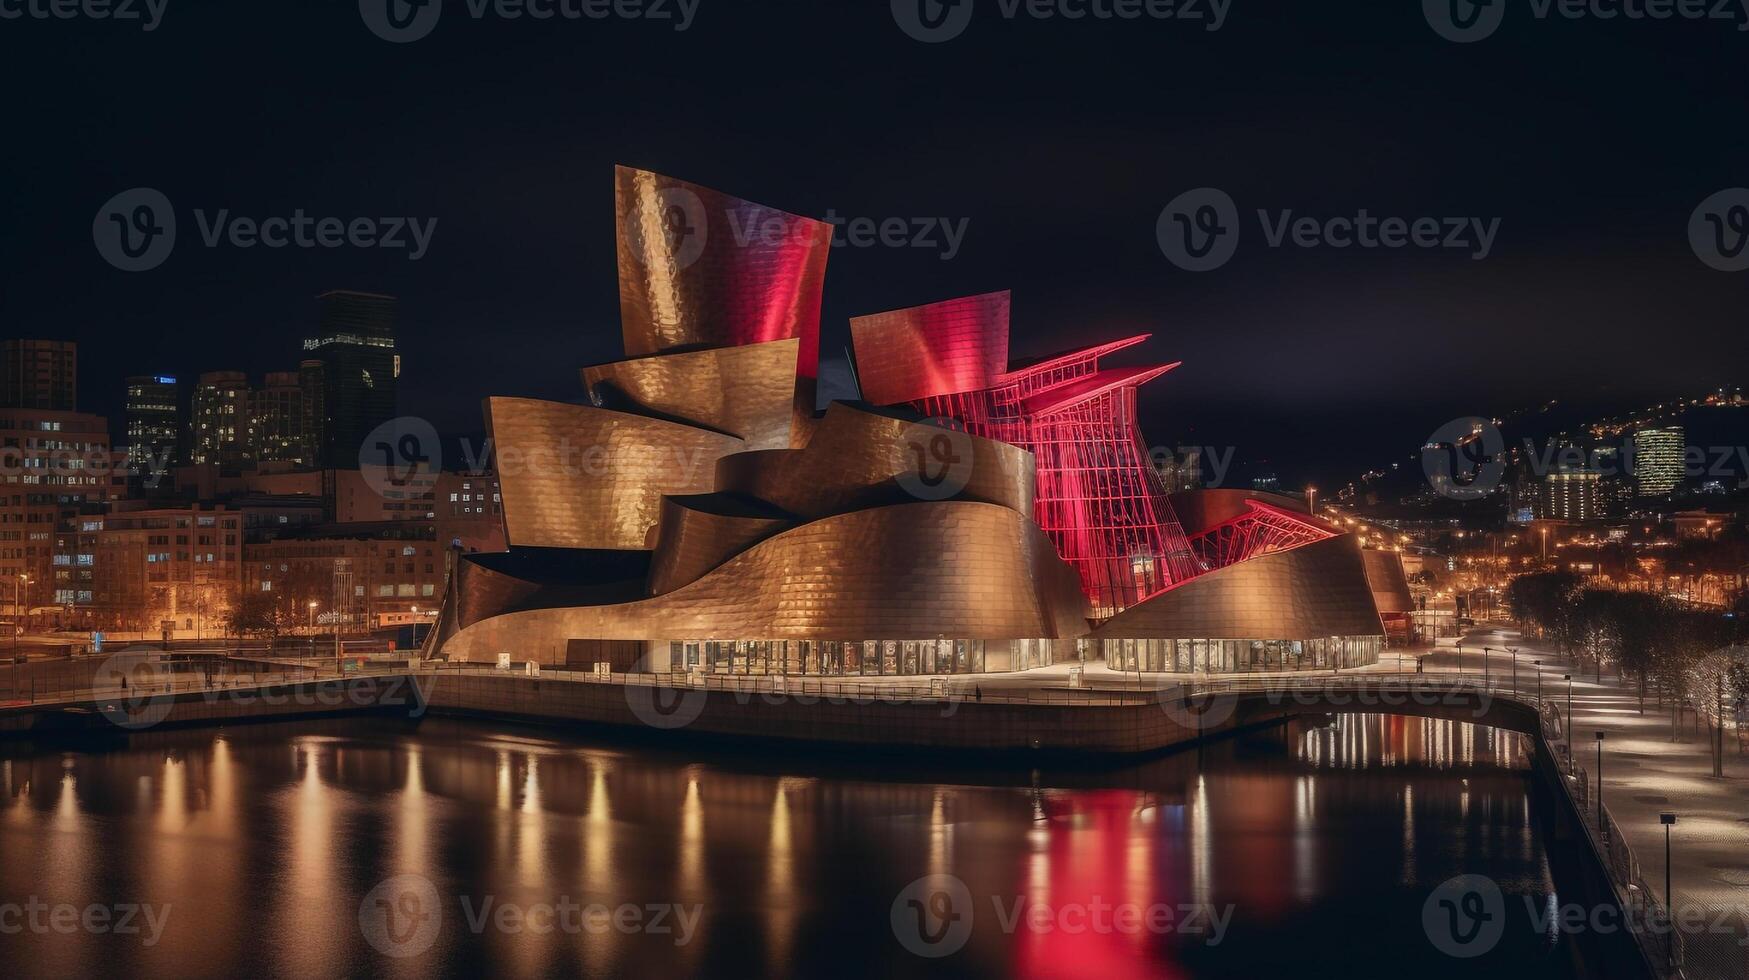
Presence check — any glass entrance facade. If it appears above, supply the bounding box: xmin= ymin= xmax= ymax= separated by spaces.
xmin=1100 ymin=635 xmax=1381 ymax=673
xmin=667 ymin=638 xmax=1057 ymax=676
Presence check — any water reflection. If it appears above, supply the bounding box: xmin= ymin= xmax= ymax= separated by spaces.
xmin=0 ymin=713 xmax=1589 ymax=979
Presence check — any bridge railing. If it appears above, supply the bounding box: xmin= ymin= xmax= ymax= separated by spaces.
xmin=1542 ymin=698 xmax=1687 ymax=976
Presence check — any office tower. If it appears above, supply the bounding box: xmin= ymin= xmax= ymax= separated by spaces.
xmin=305 ymin=290 xmax=398 ymax=468
xmin=1632 ymin=426 xmax=1685 ymax=496
xmin=190 ymin=371 xmax=252 ymax=471
xmin=251 ymin=371 xmax=309 ymax=466
xmin=124 ymin=375 xmax=181 ymax=469
xmin=298 ymin=359 xmax=326 ymax=467
xmin=1 ymin=339 xmax=77 ymax=411
xmin=1541 ymin=466 xmax=1603 ymax=521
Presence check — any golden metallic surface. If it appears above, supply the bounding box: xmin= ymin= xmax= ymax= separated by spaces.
xmin=1361 ymin=547 xmax=1414 ymax=614
xmin=849 ymin=291 xmax=1011 ymax=405
xmin=439 ymin=502 xmax=1091 ymax=661
xmin=486 ymin=396 xmax=744 ymax=551
xmin=1089 ymin=535 xmax=1384 ymax=641
xmin=1168 ymin=488 xmax=1311 ymax=537
xmin=645 ymin=493 xmax=794 ymax=596
xmin=581 ymin=338 xmax=800 ymax=451
xmin=714 ymin=402 xmax=1035 ymax=520
xmin=615 ymin=166 xmax=831 ymax=374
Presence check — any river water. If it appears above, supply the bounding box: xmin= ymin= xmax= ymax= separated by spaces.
xmin=0 ymin=713 xmax=1605 ymax=978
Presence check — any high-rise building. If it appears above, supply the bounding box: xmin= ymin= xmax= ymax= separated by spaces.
xmin=1 ymin=339 xmax=77 ymax=411
xmin=250 ymin=371 xmax=309 ymax=466
xmin=298 ymin=359 xmax=326 ymax=466
xmin=124 ymin=375 xmax=181 ymax=471
xmin=305 ymin=290 xmax=398 ymax=468
xmin=1540 ymin=466 xmax=1603 ymax=521
xmin=190 ymin=371 xmax=252 ymax=471
xmin=1632 ymin=426 xmax=1685 ymax=496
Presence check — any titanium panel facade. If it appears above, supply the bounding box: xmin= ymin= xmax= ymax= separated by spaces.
xmin=646 ymin=494 xmax=794 ymax=596
xmin=1089 ymin=535 xmax=1385 ymax=641
xmin=582 ymin=338 xmax=800 ymax=451
xmin=616 ymin=166 xmax=830 ymax=377
xmin=441 ymin=502 xmax=1091 ymax=663
xmin=1361 ymin=547 xmax=1415 ymax=615
xmin=713 ymin=401 xmax=1035 ymax=521
xmin=849 ymin=291 xmax=1011 ymax=405
xmin=486 ymin=396 xmax=743 ymax=551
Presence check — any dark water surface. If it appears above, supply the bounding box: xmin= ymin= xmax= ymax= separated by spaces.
xmin=0 ymin=714 xmax=1601 ymax=978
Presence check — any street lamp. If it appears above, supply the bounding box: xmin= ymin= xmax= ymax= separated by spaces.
xmin=1535 ymin=660 xmax=1543 ymax=703
xmin=1660 ymin=811 xmax=1677 ymax=968
xmin=308 ymin=600 xmax=318 ymax=632
xmin=1564 ymin=674 xmax=1574 ymax=742
xmin=1595 ymin=730 xmax=1606 ymax=837
xmin=1509 ymin=647 xmax=1519 ymax=696
xmin=1483 ymin=645 xmax=1492 ymax=684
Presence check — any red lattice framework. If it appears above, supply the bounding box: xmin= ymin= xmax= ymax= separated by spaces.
xmin=1186 ymin=500 xmax=1338 ymax=570
xmin=911 ymin=335 xmax=1201 ymax=618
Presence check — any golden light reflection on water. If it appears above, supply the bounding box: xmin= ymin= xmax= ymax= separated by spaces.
xmin=279 ymin=742 xmax=340 ymax=977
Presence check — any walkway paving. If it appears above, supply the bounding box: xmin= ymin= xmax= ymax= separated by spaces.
xmin=1462 ymin=626 xmax=1749 ymax=980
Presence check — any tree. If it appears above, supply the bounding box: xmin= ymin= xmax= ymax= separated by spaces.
xmin=224 ymin=592 xmax=280 ymax=639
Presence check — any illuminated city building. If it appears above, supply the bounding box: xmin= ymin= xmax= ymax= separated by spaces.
xmin=427 ymin=169 xmax=1404 ymax=675
xmin=1541 ymin=466 xmax=1603 ymax=522
xmin=1631 ymin=425 xmax=1685 ymax=496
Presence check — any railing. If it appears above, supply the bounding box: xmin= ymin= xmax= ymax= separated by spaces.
xmin=1542 ymin=699 xmax=1687 ymax=977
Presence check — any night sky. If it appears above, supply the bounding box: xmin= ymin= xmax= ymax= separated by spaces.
xmin=2 ymin=0 xmax=1744 ymax=487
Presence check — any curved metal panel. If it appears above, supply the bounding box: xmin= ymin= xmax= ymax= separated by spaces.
xmin=645 ymin=494 xmax=794 ymax=596
xmin=849 ymin=291 xmax=1010 ymax=405
xmin=486 ymin=397 xmax=743 ymax=551
xmin=714 ymin=402 xmax=1034 ymax=520
xmin=582 ymin=338 xmax=800 ymax=451
xmin=439 ymin=502 xmax=1091 ymax=661
xmin=616 ymin=166 xmax=830 ymax=377
xmin=1089 ymin=535 xmax=1384 ymax=641
xmin=1361 ymin=547 xmax=1414 ymax=615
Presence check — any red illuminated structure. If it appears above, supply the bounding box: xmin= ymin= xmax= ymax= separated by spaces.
xmin=1186 ymin=499 xmax=1338 ymax=570
xmin=852 ymin=295 xmax=1201 ymax=617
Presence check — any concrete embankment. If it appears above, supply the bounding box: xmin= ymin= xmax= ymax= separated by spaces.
xmin=0 ymin=675 xmax=428 ymax=735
